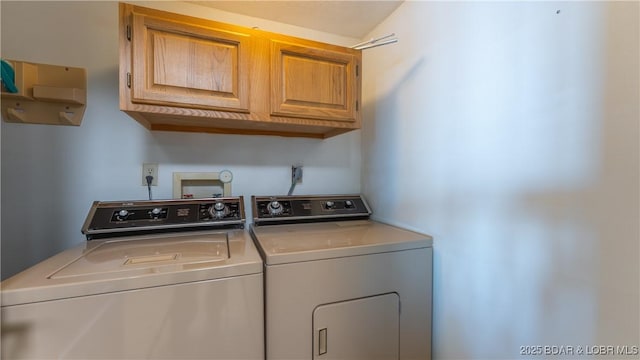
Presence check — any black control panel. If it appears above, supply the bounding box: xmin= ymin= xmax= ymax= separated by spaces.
xmin=252 ymin=195 xmax=371 ymax=225
xmin=82 ymin=197 xmax=245 ymax=239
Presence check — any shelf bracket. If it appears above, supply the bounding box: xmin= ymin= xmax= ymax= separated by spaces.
xmin=58 ymin=111 xmax=75 ymax=125
xmin=6 ymin=108 xmax=27 ymax=123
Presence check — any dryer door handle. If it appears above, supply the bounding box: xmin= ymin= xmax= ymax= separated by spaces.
xmin=319 ymin=328 xmax=328 ymax=355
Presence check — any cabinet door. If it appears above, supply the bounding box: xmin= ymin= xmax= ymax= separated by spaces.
xmin=313 ymin=293 xmax=400 ymax=360
xmin=130 ymin=13 xmax=250 ymax=112
xmin=271 ymin=41 xmax=359 ymax=122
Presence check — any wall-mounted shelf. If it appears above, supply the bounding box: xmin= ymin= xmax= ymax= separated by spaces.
xmin=1 ymin=60 xmax=87 ymax=126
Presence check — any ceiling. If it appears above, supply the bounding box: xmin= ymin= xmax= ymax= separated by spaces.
xmin=187 ymin=1 xmax=403 ymax=39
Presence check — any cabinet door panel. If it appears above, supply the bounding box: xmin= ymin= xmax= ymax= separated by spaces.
xmin=131 ymin=14 xmax=250 ymax=112
xmin=283 ymin=56 xmax=345 ymax=105
xmin=271 ymin=42 xmax=358 ymax=122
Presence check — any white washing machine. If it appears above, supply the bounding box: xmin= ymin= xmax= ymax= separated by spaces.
xmin=1 ymin=197 xmax=264 ymax=359
xmin=250 ymin=195 xmax=433 ymax=360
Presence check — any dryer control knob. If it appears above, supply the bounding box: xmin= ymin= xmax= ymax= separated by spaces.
xmin=325 ymin=201 xmax=335 ymax=209
xmin=213 ymin=202 xmax=226 ymax=211
xmin=117 ymin=209 xmax=129 ymax=219
xmin=151 ymin=207 xmax=162 ymax=215
xmin=268 ymin=201 xmax=283 ymax=215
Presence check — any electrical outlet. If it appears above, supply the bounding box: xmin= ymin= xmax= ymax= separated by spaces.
xmin=142 ymin=163 xmax=158 ymax=186
xmin=291 ymin=165 xmax=303 ymax=184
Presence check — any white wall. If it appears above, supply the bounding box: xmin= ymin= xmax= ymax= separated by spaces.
xmin=0 ymin=1 xmax=361 ymax=279
xmin=362 ymin=1 xmax=639 ymax=358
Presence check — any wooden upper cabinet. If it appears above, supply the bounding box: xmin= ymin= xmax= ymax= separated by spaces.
xmin=271 ymin=41 xmax=358 ymax=122
xmin=119 ymin=3 xmax=362 ymax=139
xmin=130 ymin=12 xmax=250 ymax=112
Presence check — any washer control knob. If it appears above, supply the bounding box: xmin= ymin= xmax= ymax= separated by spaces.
xmin=268 ymin=201 xmax=283 ymax=215
xmin=344 ymin=200 xmax=354 ymax=208
xmin=210 ymin=202 xmax=229 ymax=219
xmin=325 ymin=201 xmax=335 ymax=209
xmin=151 ymin=207 xmax=162 ymax=215
xmin=118 ymin=209 xmax=129 ymax=218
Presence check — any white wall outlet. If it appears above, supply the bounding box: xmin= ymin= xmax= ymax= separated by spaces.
xmin=142 ymin=163 xmax=158 ymax=186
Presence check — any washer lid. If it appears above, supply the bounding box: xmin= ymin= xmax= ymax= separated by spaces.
xmin=1 ymin=230 xmax=262 ymax=306
xmin=251 ymin=220 xmax=432 ymax=265
xmin=49 ymin=234 xmax=229 ymax=281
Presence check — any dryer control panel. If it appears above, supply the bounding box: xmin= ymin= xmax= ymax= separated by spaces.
xmin=252 ymin=195 xmax=371 ymax=225
xmin=82 ymin=197 xmax=245 ymax=239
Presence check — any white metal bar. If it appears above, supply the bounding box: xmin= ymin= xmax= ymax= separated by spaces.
xmin=351 ymin=33 xmax=396 ymax=49
xmin=353 ymin=38 xmax=398 ymax=50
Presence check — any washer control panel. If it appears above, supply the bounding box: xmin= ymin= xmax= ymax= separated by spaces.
xmin=83 ymin=197 xmax=245 ymax=238
xmin=252 ymin=195 xmax=371 ymax=225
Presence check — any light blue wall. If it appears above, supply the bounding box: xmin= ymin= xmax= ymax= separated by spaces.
xmin=0 ymin=1 xmax=362 ymax=279
xmin=361 ymin=1 xmax=639 ymax=358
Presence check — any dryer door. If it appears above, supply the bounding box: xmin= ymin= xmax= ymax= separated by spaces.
xmin=312 ymin=293 xmax=400 ymax=360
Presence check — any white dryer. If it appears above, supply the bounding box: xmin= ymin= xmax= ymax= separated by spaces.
xmin=1 ymin=197 xmax=264 ymax=359
xmin=250 ymin=195 xmax=433 ymax=360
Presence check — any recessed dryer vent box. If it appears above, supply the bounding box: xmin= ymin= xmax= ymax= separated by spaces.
xmin=173 ymin=171 xmax=232 ymax=199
